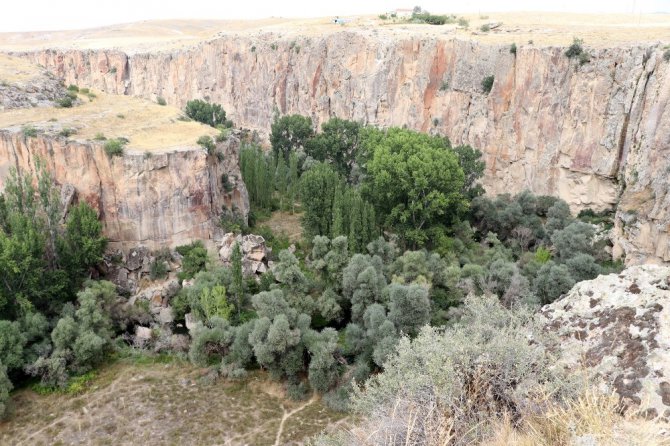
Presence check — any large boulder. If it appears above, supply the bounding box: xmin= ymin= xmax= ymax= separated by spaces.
xmin=542 ymin=265 xmax=670 ymax=420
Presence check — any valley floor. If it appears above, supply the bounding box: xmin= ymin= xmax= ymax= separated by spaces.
xmin=0 ymin=355 xmax=345 ymax=445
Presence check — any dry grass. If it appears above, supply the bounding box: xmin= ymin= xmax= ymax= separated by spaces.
xmin=485 ymin=387 xmax=670 ymax=446
xmin=0 ymin=89 xmax=216 ymax=151
xmin=263 ymin=210 xmax=304 ymax=243
xmin=0 ymin=53 xmax=44 ymax=84
xmin=0 ymin=356 xmax=345 ymax=445
xmin=321 ymin=386 xmax=670 ymax=446
xmin=0 ymin=13 xmax=667 ymax=53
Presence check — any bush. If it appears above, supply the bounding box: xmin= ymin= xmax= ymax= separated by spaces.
xmin=0 ymin=361 xmax=11 ymax=419
xmin=565 ymin=37 xmax=584 ymax=58
xmin=93 ymin=132 xmax=106 ymax=141
xmin=177 ymin=241 xmax=208 ymax=280
xmin=457 ymin=18 xmax=469 ymax=28
xmin=481 ymin=75 xmax=495 ymax=94
xmin=56 ymin=97 xmax=73 ymax=108
xmin=22 ymin=126 xmax=37 ymax=137
xmin=664 ymin=50 xmax=670 ymax=62
xmin=439 ymin=80 xmax=448 ymax=91
xmin=480 ymin=24 xmax=490 ymax=32
xmin=67 ymin=84 xmax=79 ymax=92
xmin=510 ymin=43 xmax=517 ymax=55
xmin=185 ymin=99 xmax=228 ymax=128
xmin=103 ymin=139 xmax=125 ymax=157
xmin=59 ymin=127 xmax=76 ymax=137
xmin=197 ymin=135 xmax=215 ymax=154
xmin=149 ymin=260 xmax=168 ymax=280
xmin=156 ymin=96 xmax=167 ymax=106
xmin=578 ymin=51 xmax=591 ymax=65
xmin=351 ymin=295 xmax=574 ymax=444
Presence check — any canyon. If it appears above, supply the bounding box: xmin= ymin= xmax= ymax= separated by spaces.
xmin=1 ymin=17 xmax=669 ymax=263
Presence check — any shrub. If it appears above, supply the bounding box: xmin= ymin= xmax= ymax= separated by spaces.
xmin=93 ymin=132 xmax=106 ymax=141
xmin=480 ymin=24 xmax=490 ymax=32
xmin=664 ymin=49 xmax=670 ymax=62
xmin=565 ymin=37 xmax=584 ymax=58
xmin=149 ymin=260 xmax=168 ymax=280
xmin=378 ymin=14 xmax=388 ymax=20
xmin=510 ymin=43 xmax=517 ymax=55
xmin=79 ymin=88 xmax=90 ymax=94
xmin=22 ymin=126 xmax=38 ymax=137
xmin=109 ymin=67 xmax=117 ymax=74
xmin=481 ymin=75 xmax=495 ymax=94
xmin=156 ymin=96 xmax=167 ymax=106
xmin=177 ymin=241 xmax=208 ymax=280
xmin=103 ymin=139 xmax=125 ymax=157
xmin=185 ymin=99 xmax=228 ymax=127
xmin=67 ymin=84 xmax=79 ymax=92
xmin=0 ymin=362 xmax=11 ymax=419
xmin=351 ymin=295 xmax=574 ymax=444
xmin=457 ymin=18 xmax=469 ymax=28
xmin=59 ymin=127 xmax=76 ymax=137
xmin=439 ymin=80 xmax=449 ymax=91
xmin=197 ymin=135 xmax=215 ymax=153
xmin=578 ymin=51 xmax=591 ymax=65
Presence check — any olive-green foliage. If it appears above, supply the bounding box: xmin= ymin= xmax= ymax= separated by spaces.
xmin=270 ymin=114 xmax=314 ymax=161
xmin=0 ymin=163 xmax=105 ymax=319
xmin=300 ymin=163 xmax=340 ymax=239
xmin=149 ymin=259 xmax=168 ymax=280
xmin=156 ymin=96 xmax=167 ymax=106
xmin=533 ymin=261 xmax=575 ymax=304
xmin=342 ymin=254 xmax=386 ymax=323
xmin=0 ymin=361 xmax=10 ymax=419
xmin=28 ymin=281 xmax=117 ymax=387
xmin=481 ymin=75 xmax=495 ymax=93
xmin=565 ymin=37 xmax=584 ymax=58
xmin=387 ymin=284 xmax=430 ymax=336
xmin=351 ymin=296 xmax=574 ymax=444
xmin=200 ymin=285 xmax=234 ymax=321
xmin=173 ymin=267 xmax=233 ymax=321
xmin=184 ymin=99 xmax=230 ymax=128
xmin=176 ymin=241 xmax=208 ymax=281
xmin=550 ymin=221 xmax=595 ymax=260
xmin=305 ymin=118 xmax=361 ymax=180
xmin=103 ymin=139 xmax=125 ymax=157
xmin=188 ymin=317 xmax=235 ymax=366
xmin=363 ymin=128 xmax=466 ymax=248
xmin=197 ymin=135 xmax=215 ymax=154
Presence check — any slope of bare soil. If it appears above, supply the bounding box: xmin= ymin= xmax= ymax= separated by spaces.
xmin=0 ymin=356 xmax=345 ymax=445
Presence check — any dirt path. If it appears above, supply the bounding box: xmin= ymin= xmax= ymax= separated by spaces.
xmin=274 ymin=393 xmax=319 ymax=446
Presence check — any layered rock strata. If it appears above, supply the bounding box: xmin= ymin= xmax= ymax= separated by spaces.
xmin=0 ymin=130 xmax=249 ymax=249
xmin=9 ymin=32 xmax=670 ymax=263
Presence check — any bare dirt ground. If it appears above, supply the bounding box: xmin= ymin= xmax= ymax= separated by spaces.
xmin=0 ymin=87 xmax=216 ymax=152
xmin=0 ymin=12 xmax=668 ymax=53
xmin=0 ymin=356 xmax=345 ymax=445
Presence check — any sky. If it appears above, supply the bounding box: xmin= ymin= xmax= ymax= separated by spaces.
xmin=0 ymin=0 xmax=668 ymax=32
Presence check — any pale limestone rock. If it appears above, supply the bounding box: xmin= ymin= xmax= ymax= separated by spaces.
xmin=542 ymin=265 xmax=670 ymax=420
xmin=185 ymin=313 xmax=196 ymax=331
xmin=19 ymin=36 xmax=670 ymax=265
xmin=158 ymin=306 xmax=174 ymax=325
xmin=0 ymin=131 xmax=249 ymax=250
xmin=135 ymin=326 xmax=152 ymax=341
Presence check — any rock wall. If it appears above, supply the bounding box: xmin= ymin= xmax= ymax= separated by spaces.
xmin=542 ymin=265 xmax=670 ymax=420
xmin=0 ymin=130 xmax=249 ymax=249
xmin=12 ymin=32 xmax=670 ymax=264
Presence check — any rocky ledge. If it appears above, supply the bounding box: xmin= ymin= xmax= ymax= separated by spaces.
xmin=542 ymin=265 xmax=670 ymax=420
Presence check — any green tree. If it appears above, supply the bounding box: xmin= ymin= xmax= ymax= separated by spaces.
xmin=185 ymin=100 xmax=229 ymax=127
xmin=270 ymin=114 xmax=314 ymax=161
xmin=452 ymin=145 xmax=485 ymax=199
xmin=363 ymin=128 xmax=467 ymax=247
xmin=200 ymin=285 xmax=234 ymax=321
xmin=230 ymin=243 xmax=244 ymax=320
xmin=533 ymin=261 xmax=576 ymax=304
xmin=306 ymin=117 xmax=361 ymax=179
xmin=58 ymin=202 xmax=107 ymax=286
xmin=387 ymin=284 xmax=430 ymax=336
xmin=300 ymin=163 xmax=340 ymax=239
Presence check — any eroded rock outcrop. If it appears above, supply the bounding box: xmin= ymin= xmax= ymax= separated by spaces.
xmin=15 ymin=32 xmax=670 ymax=264
xmin=0 ymin=129 xmax=249 ymax=249
xmin=542 ymin=265 xmax=670 ymax=420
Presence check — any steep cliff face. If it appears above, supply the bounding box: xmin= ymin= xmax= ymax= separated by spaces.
xmin=16 ymin=32 xmax=670 ymax=264
xmin=0 ymin=130 xmax=249 ymax=249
